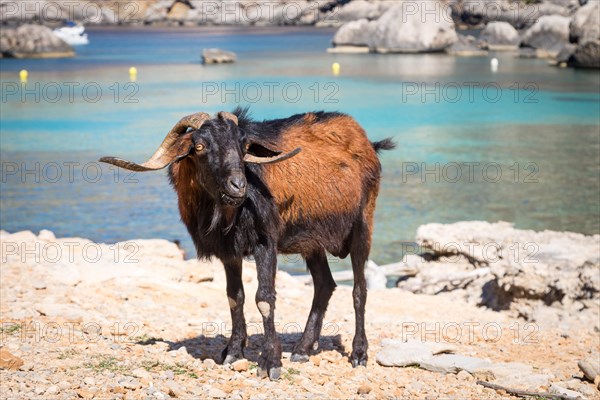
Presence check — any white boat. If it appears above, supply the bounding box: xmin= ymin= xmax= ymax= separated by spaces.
xmin=53 ymin=21 xmax=89 ymax=46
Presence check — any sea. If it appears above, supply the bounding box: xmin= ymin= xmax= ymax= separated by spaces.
xmin=1 ymin=26 xmax=599 ymax=274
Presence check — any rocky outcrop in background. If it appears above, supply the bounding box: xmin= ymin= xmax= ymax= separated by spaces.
xmin=0 ymin=0 xmax=339 ymax=27
xmin=1 ymin=0 xmax=598 ymax=67
xmin=327 ymin=0 xmax=598 ymax=67
xmin=567 ymin=1 xmax=600 ymax=68
xmin=397 ymin=221 xmax=600 ymax=333
xmin=0 ymin=24 xmax=74 ymax=58
xmin=333 ymin=3 xmax=458 ymax=53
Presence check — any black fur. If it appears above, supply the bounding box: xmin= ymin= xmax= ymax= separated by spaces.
xmin=167 ymin=108 xmax=394 ymax=379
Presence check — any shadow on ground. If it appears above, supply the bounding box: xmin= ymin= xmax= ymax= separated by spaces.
xmin=137 ymin=333 xmax=345 ymax=364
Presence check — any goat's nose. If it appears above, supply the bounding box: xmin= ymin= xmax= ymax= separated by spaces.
xmin=227 ymin=175 xmax=247 ymax=196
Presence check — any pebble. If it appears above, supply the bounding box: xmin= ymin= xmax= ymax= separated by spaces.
xmin=153 ymin=391 xmax=167 ymax=399
xmin=309 ymin=355 xmax=321 ymax=367
xmin=357 ymin=384 xmax=372 ymax=394
xmin=457 ymin=370 xmax=474 ymax=381
xmin=0 ymin=349 xmax=24 ymax=371
xmin=209 ymin=387 xmax=227 ymax=398
xmin=164 ymin=381 xmax=187 ymax=398
xmin=123 ymin=379 xmax=141 ymax=390
xmin=45 ymin=385 xmax=59 ymax=395
xmin=408 ymin=381 xmax=424 ymax=393
xmin=549 ymin=384 xmax=584 ymax=399
xmin=232 ymin=359 xmax=249 ymax=372
xmin=76 ymin=388 xmax=94 ymax=399
xmin=161 ymin=370 xmax=175 ymax=380
xmin=57 ymin=381 xmax=71 ymax=390
xmin=203 ymin=359 xmax=216 ymax=369
xmin=83 ymin=377 xmax=95 ymax=386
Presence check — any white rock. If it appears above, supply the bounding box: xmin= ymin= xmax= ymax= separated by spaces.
xmin=376 ymin=339 xmax=456 ymax=367
xmin=550 ymin=385 xmax=585 ymax=399
xmin=332 ymin=1 xmax=457 ymax=53
xmin=522 ymin=15 xmax=570 ymax=57
xmin=419 ymin=354 xmax=492 ymax=374
xmin=209 ymin=387 xmax=227 ymax=398
xmin=83 ymin=377 xmax=95 ymax=386
xmin=38 ymin=229 xmax=56 ymax=241
xmin=479 ymin=22 xmax=520 ymax=49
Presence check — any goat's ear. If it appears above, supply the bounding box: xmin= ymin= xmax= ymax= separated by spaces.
xmin=244 ymin=141 xmax=301 ymax=165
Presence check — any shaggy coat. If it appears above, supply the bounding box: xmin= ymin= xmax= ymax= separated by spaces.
xmin=101 ymin=107 xmax=394 ymax=380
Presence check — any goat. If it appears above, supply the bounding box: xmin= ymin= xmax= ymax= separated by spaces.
xmin=100 ymin=108 xmax=394 ymax=380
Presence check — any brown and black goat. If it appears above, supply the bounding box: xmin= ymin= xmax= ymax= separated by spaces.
xmin=100 ymin=107 xmax=394 ymax=380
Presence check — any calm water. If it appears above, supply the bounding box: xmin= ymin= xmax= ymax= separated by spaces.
xmin=1 ymin=27 xmax=599 ymax=273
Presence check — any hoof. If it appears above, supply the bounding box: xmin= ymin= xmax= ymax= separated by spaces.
xmin=222 ymin=347 xmax=244 ymax=365
xmin=350 ymin=350 xmax=368 ymax=368
xmin=351 ymin=358 xmax=367 ymax=368
xmin=257 ymin=366 xmax=281 ymax=381
xmin=290 ymin=353 xmax=309 ymax=363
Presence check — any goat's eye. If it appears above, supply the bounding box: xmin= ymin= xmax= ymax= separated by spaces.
xmin=195 ymin=143 xmax=205 ymax=152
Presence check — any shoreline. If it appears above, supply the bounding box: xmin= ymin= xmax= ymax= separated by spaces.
xmin=0 ymin=222 xmax=598 ymax=398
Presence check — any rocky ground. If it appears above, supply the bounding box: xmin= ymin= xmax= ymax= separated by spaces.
xmin=1 ymin=225 xmax=599 ymax=399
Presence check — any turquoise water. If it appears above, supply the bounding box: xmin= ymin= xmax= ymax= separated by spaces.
xmin=1 ymin=27 xmax=599 ymax=273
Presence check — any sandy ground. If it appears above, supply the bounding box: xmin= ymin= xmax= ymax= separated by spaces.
xmin=0 ymin=230 xmax=598 ymax=399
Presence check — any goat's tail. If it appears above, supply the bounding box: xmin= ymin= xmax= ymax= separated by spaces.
xmin=371 ymin=138 xmax=396 ymax=154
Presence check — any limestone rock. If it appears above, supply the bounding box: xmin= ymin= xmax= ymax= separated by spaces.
xmin=0 ymin=24 xmax=74 ymax=58
xmin=368 ymin=2 xmax=458 ymax=53
xmin=446 ymin=34 xmax=488 ymax=56
xmin=376 ymin=339 xmax=456 ymax=367
xmin=332 ymin=1 xmax=457 ymax=53
xmin=569 ymin=2 xmax=600 ymax=68
xmin=332 ymin=18 xmax=371 ymax=47
xmin=479 ymin=22 xmax=520 ymax=50
xmin=0 ymin=348 xmax=24 ymax=370
xmin=522 ymin=15 xmax=571 ymax=57
xmin=202 ymin=48 xmax=237 ymax=64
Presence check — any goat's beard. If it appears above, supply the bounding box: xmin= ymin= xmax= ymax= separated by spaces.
xmin=205 ymin=203 xmax=236 ymax=235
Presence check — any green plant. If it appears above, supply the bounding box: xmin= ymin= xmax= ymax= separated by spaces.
xmin=283 ymin=367 xmax=301 ymax=382
xmin=134 ymin=334 xmax=159 ymax=345
xmin=141 ymin=360 xmax=198 ymax=379
xmin=57 ymin=349 xmax=79 ymax=360
xmin=84 ymin=356 xmax=127 ymax=373
xmin=0 ymin=323 xmax=21 ymax=335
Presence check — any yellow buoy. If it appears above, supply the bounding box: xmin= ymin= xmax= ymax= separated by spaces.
xmin=129 ymin=66 xmax=138 ymax=81
xmin=332 ymin=62 xmax=340 ymax=76
xmin=19 ymin=69 xmax=28 ymax=83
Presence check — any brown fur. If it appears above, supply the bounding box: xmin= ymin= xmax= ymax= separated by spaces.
xmin=264 ymin=114 xmax=381 ymax=225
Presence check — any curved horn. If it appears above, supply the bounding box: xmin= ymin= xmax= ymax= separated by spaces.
xmin=99 ymin=112 xmax=210 ymax=171
xmin=244 ymin=147 xmax=302 ymax=165
xmin=218 ymin=111 xmax=238 ymax=126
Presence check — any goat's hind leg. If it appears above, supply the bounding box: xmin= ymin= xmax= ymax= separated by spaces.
xmin=291 ymin=249 xmax=336 ymax=362
xmin=350 ymin=221 xmax=370 ymax=367
xmin=222 ymin=259 xmax=247 ymax=364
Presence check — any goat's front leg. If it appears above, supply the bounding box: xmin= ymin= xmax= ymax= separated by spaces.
xmin=222 ymin=258 xmax=247 ymax=365
xmin=254 ymin=243 xmax=282 ymax=380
